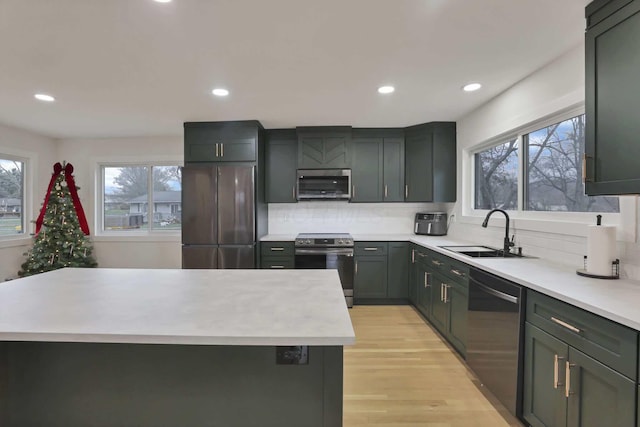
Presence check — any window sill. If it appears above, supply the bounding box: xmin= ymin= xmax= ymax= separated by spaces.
xmin=0 ymin=235 xmax=32 ymax=249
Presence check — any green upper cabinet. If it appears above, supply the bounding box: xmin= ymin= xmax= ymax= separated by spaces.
xmin=404 ymin=122 xmax=456 ymax=202
xmin=184 ymin=121 xmax=259 ymax=163
xmin=265 ymin=129 xmax=298 ymax=203
xmin=297 ymin=127 xmax=351 ymax=169
xmin=585 ymin=0 xmax=640 ymax=195
xmin=351 ymin=129 xmax=404 ymax=203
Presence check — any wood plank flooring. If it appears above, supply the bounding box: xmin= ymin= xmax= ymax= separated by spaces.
xmin=343 ymin=306 xmax=523 ymax=427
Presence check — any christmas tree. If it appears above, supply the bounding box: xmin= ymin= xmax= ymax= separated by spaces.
xmin=18 ymin=162 xmax=97 ymax=277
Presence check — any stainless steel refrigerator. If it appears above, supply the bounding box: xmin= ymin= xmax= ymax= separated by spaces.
xmin=182 ymin=164 xmax=256 ymax=269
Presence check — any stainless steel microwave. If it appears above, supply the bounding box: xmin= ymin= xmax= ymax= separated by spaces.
xmin=296 ymin=169 xmax=351 ymax=201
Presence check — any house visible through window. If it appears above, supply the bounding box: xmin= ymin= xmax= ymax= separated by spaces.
xmin=102 ymin=165 xmax=181 ymax=232
xmin=472 ymin=113 xmax=619 ymax=214
xmin=0 ymin=157 xmax=24 ymax=237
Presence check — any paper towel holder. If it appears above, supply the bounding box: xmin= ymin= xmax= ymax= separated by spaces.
xmin=576 ymin=256 xmax=620 ymax=279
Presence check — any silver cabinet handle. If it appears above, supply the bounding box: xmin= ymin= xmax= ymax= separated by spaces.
xmin=220 ymin=142 xmax=224 ymax=157
xmin=270 ymin=247 xmax=285 ymax=251
xmin=215 ymin=143 xmax=220 ymax=157
xmin=405 ymin=185 xmax=408 ymax=198
xmin=551 ymin=317 xmax=581 ymax=334
xmin=424 ymin=272 xmax=429 ymax=287
xmin=364 ymin=247 xmax=378 ymax=251
xmin=443 ymin=284 xmax=450 ymax=303
xmin=352 ymin=185 xmax=355 ymax=198
xmin=292 ymin=186 xmax=296 ymax=200
xmin=565 ymin=361 xmax=576 ymax=398
xmin=270 ymin=265 xmax=285 ymax=269
xmin=384 ymin=185 xmax=388 ymax=198
xmin=451 ymin=269 xmax=464 ymax=277
xmin=553 ymin=354 xmax=565 ymax=389
xmin=355 ymin=261 xmax=358 ymax=275
xmin=432 ymin=260 xmax=443 ymax=266
xmin=440 ymin=283 xmax=444 ymax=302
xmin=411 ymin=249 xmax=415 ymax=263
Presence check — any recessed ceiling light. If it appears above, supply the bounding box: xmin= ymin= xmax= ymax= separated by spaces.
xmin=378 ymin=86 xmax=395 ymax=94
xmin=34 ymin=93 xmax=55 ymax=102
xmin=212 ymin=88 xmax=229 ymax=97
xmin=463 ymin=83 xmax=482 ymax=92
xmin=154 ymin=0 xmax=172 ymax=3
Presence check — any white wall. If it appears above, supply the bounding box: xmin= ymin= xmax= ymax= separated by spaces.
xmin=449 ymin=43 xmax=640 ymax=279
xmin=57 ymin=136 xmax=183 ymax=269
xmin=0 ymin=123 xmax=58 ymax=280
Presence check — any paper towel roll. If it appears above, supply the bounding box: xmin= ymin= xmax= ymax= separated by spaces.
xmin=587 ymin=225 xmax=617 ymax=276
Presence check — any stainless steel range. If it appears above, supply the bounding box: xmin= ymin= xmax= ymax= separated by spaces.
xmin=295 ymin=233 xmax=354 ymax=308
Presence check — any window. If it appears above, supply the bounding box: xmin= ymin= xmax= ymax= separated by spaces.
xmin=472 ymin=113 xmax=619 ymax=214
xmin=0 ymin=157 xmax=25 ymax=237
xmin=102 ymin=164 xmax=181 ymax=232
xmin=474 ymin=139 xmax=518 ymax=210
xmin=525 ymin=115 xmax=618 ymax=212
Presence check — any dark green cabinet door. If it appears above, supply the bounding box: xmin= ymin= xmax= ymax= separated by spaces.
xmin=523 ymin=323 xmax=568 ymax=427
xmin=217 ymin=139 xmax=256 ymax=162
xmin=585 ymin=1 xmax=640 ymax=195
xmin=430 ymin=273 xmax=447 ymax=334
xmin=416 ymin=262 xmax=432 ymax=319
xmin=266 ymin=130 xmax=297 ymax=203
xmin=446 ymin=282 xmax=467 ymax=356
xmin=566 ymin=348 xmax=635 ymax=427
xmin=387 ymin=242 xmax=409 ymax=299
xmin=297 ymin=127 xmax=351 ymax=169
xmin=404 ymin=125 xmax=433 ymax=202
xmin=383 ymin=138 xmax=405 ymax=202
xmin=351 ymin=138 xmax=383 ymax=202
xmin=354 ymin=256 xmax=388 ymax=299
xmin=432 ymin=124 xmax=456 ymax=202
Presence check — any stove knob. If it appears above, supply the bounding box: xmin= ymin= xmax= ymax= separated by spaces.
xmin=306 ymin=239 xmax=312 ymax=244
xmin=337 ymin=239 xmax=343 ymax=244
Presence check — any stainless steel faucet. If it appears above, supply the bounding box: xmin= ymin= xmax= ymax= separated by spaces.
xmin=482 ymin=209 xmax=514 ymax=256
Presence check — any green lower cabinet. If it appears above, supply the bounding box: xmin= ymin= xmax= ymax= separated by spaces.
xmin=523 ymin=323 xmax=635 ymax=427
xmin=415 ymin=261 xmax=431 ymax=319
xmin=354 ymin=256 xmax=388 ymax=299
xmin=260 ymin=257 xmax=295 ymax=269
xmin=387 ymin=242 xmax=409 ymax=299
xmin=446 ymin=281 xmax=467 ymax=356
xmin=429 ymin=272 xmax=448 ymax=334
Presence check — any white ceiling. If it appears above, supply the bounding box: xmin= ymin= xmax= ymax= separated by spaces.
xmin=0 ymin=0 xmax=590 ymax=139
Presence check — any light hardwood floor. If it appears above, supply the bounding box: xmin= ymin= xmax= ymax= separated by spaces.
xmin=343 ymin=305 xmax=523 ymax=427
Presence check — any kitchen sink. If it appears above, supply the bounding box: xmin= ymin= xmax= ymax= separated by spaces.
xmin=439 ymin=245 xmax=528 ymax=258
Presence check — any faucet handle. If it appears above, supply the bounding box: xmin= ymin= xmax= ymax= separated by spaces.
xmin=509 ymin=235 xmax=516 ymax=246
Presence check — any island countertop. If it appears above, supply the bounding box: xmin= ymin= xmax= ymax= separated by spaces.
xmin=0 ymin=268 xmax=355 ymax=346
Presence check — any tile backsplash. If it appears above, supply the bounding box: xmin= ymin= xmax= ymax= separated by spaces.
xmin=268 ymin=202 xmax=450 ymax=235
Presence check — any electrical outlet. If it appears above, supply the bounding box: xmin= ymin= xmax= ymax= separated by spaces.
xmin=276 ymin=346 xmax=309 ymax=365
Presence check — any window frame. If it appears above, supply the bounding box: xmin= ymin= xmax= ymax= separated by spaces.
xmin=0 ymin=150 xmax=31 ymax=244
xmin=97 ymin=160 xmax=182 ymax=238
xmin=463 ymin=105 xmax=636 ymax=242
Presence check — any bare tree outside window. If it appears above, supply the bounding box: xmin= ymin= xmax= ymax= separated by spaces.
xmin=526 ymin=115 xmax=618 ymax=212
xmin=474 ymin=139 xmax=518 ymax=210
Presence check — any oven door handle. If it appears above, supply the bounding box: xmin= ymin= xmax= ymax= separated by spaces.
xmin=470 ymin=277 xmax=519 ymax=304
xmin=295 ymin=248 xmax=354 ymax=256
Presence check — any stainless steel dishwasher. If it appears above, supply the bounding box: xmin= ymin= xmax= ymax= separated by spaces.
xmin=467 ymin=267 xmax=525 ymax=417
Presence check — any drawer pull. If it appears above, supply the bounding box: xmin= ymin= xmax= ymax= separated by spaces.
xmin=551 ymin=317 xmax=581 ymax=334
xmin=451 ymin=269 xmax=464 ymax=277
xmin=417 ymin=252 xmax=426 ymax=258
xmin=363 ymin=247 xmax=379 ymax=251
xmin=553 ymin=354 xmax=565 ymax=389
xmin=270 ymin=247 xmax=285 ymax=251
xmin=270 ymin=265 xmax=285 ymax=269
xmin=431 ymin=260 xmax=443 ymax=266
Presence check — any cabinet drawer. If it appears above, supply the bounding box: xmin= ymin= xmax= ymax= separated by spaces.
xmin=261 ymin=257 xmax=295 ymax=269
xmin=355 ymin=242 xmax=388 ymax=256
xmin=442 ymin=256 xmax=469 ymax=287
xmin=527 ymin=291 xmax=637 ymax=379
xmin=412 ymin=246 xmax=430 ymax=265
xmin=427 ymin=251 xmax=448 ymax=275
xmin=261 ymin=241 xmax=295 ymax=257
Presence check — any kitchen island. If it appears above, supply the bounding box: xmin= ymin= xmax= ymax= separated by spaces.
xmin=0 ymin=268 xmax=355 ymax=427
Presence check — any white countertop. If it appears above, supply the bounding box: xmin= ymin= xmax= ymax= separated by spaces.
xmin=0 ymin=268 xmax=355 ymax=346
xmin=261 ymin=232 xmax=640 ymax=331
